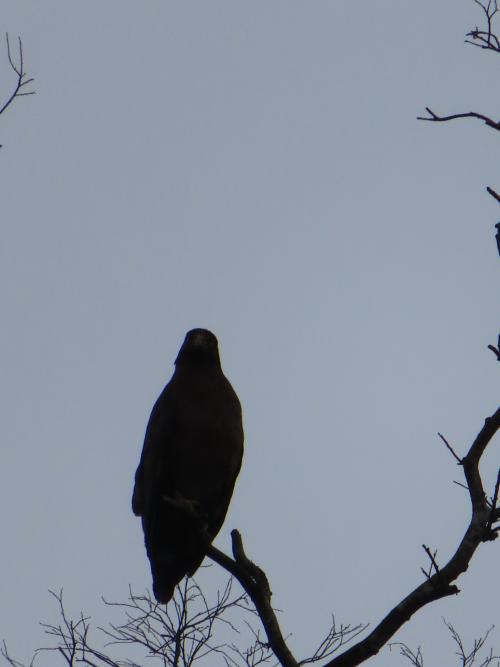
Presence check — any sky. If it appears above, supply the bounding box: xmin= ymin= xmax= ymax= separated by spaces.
xmin=0 ymin=1 xmax=499 ymax=665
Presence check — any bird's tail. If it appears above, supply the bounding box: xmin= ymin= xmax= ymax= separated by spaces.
xmin=145 ymin=511 xmax=204 ymax=604
xmin=150 ymin=558 xmax=179 ymax=604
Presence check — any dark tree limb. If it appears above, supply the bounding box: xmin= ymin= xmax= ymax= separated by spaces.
xmin=207 ymin=532 xmax=299 ymax=667
xmin=0 ymin=33 xmax=35 ymax=118
xmin=495 ymin=223 xmax=500 ymax=257
xmin=488 ymin=334 xmax=500 ymax=360
xmin=159 ymin=495 xmax=298 ymax=666
xmin=321 ymin=406 xmax=500 ymax=667
xmin=417 ymin=107 xmax=500 ymax=130
xmin=209 ymin=407 xmax=500 ymax=667
xmin=487 ymin=469 xmax=500 ymax=529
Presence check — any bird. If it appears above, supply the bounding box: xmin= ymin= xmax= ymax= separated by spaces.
xmin=132 ymin=328 xmax=244 ymax=603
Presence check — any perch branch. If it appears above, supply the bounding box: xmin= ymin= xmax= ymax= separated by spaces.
xmin=207 ymin=532 xmax=299 ymax=667
xmin=161 ymin=493 xmax=298 ymax=667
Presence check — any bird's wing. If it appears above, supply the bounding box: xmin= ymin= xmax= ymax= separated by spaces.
xmin=132 ymin=387 xmax=174 ymax=517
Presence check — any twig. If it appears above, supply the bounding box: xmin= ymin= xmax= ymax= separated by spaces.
xmin=438 ymin=433 xmax=462 ymax=463
xmin=0 ymin=33 xmax=35 ymax=118
xmin=487 ymin=469 xmax=500 ymax=530
xmin=388 ymin=642 xmax=424 ymax=667
xmin=466 ymin=0 xmax=500 ymax=52
xmin=486 ymin=186 xmax=500 ymax=204
xmin=422 ymin=545 xmax=440 ymax=575
xmin=487 ymin=333 xmax=500 ymax=360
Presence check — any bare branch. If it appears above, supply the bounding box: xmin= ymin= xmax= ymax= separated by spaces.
xmin=417 ymin=107 xmax=500 ymax=130
xmin=466 ymin=0 xmax=500 ymax=52
xmin=487 ymin=334 xmax=500 ymax=360
xmin=312 ymin=407 xmax=500 ymax=667
xmin=1 ymin=582 xmax=277 ymax=667
xmin=443 ymin=618 xmax=500 ymax=667
xmin=204 ymin=408 xmax=500 ymax=667
xmin=208 ymin=533 xmax=300 ymax=667
xmin=494 ymin=224 xmax=500 ymax=260
xmin=422 ymin=545 xmax=440 ymax=577
xmin=438 ymin=433 xmax=463 ymax=463
xmin=486 ymin=469 xmax=500 ymax=531
xmin=388 ymin=642 xmax=424 ymax=667
xmin=393 ymin=618 xmax=500 ymax=667
xmin=486 ymin=186 xmax=500 ymax=204
xmin=0 ymin=33 xmax=35 ymax=119
xmin=0 ymin=642 xmax=36 ymax=667
xmin=299 ymin=618 xmax=368 ymax=666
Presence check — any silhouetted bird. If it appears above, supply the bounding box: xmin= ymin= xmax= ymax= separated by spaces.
xmin=132 ymin=329 xmax=244 ymax=603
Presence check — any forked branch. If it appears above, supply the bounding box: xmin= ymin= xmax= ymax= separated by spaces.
xmin=466 ymin=0 xmax=500 ymax=52
xmin=0 ymin=33 xmax=35 ymax=118
xmin=209 ymin=407 xmax=500 ymax=667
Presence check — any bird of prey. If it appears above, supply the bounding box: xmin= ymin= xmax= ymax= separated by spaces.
xmin=132 ymin=328 xmax=244 ymax=603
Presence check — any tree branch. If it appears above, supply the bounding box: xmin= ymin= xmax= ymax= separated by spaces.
xmin=488 ymin=333 xmax=500 ymax=360
xmin=417 ymin=107 xmax=500 ymax=130
xmin=210 ymin=408 xmax=500 ymax=667
xmin=321 ymin=406 xmax=500 ymax=667
xmin=418 ymin=2 xmax=500 ymax=133
xmin=486 ymin=186 xmax=500 ymax=204
xmin=158 ymin=495 xmax=298 ymax=666
xmin=438 ymin=432 xmax=463 ymax=463
xmin=465 ymin=0 xmax=500 ymax=52
xmin=207 ymin=532 xmax=300 ymax=667
xmin=394 ymin=618 xmax=500 ymax=667
xmin=0 ymin=33 xmax=35 ymax=119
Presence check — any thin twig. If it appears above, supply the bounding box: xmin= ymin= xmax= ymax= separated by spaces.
xmin=486 ymin=186 xmax=500 ymax=203
xmin=487 ymin=469 xmax=500 ymax=530
xmin=422 ymin=545 xmax=440 ymax=575
xmin=438 ymin=433 xmax=462 ymax=463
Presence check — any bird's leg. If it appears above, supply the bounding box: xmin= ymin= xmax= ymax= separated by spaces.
xmin=162 ymin=492 xmax=207 ymax=522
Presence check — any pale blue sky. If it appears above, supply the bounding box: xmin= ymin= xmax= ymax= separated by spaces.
xmin=1 ymin=2 xmax=499 ymax=665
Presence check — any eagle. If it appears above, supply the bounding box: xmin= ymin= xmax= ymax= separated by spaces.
xmin=132 ymin=328 xmax=244 ymax=603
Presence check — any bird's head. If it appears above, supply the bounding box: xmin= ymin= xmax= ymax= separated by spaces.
xmin=175 ymin=328 xmax=221 ymax=367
